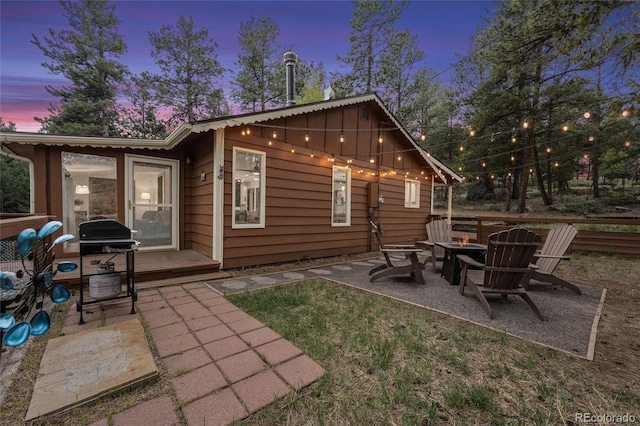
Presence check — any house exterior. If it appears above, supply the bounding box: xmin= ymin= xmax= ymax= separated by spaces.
xmin=1 ymin=93 xmax=461 ymax=269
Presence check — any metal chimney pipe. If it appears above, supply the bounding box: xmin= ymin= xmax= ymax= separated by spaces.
xmin=284 ymin=51 xmax=298 ymax=107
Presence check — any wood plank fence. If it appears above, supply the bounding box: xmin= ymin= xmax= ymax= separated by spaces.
xmin=447 ymin=216 xmax=640 ymax=256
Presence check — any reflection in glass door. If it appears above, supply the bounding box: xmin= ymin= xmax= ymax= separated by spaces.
xmin=126 ymin=155 xmax=178 ymax=249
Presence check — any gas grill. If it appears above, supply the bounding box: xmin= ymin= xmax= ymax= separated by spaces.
xmin=77 ymin=219 xmax=138 ymax=324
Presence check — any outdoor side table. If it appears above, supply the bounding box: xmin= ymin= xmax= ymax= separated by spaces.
xmin=436 ymin=242 xmax=487 ymax=285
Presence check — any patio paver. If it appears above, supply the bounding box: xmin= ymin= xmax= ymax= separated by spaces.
xmin=52 ymin=280 xmax=325 ymax=426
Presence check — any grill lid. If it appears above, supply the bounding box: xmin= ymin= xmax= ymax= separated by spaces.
xmin=78 ymin=219 xmax=132 ymax=241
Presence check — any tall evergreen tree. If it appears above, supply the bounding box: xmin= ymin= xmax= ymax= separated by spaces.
xmin=232 ymin=16 xmax=289 ymax=112
xmin=338 ymin=0 xmax=407 ymax=95
xmin=377 ymin=29 xmax=425 ymax=115
xmin=117 ymin=73 xmax=167 ymax=139
xmin=458 ymin=0 xmax=631 ymax=212
xmin=31 ymin=0 xmax=127 ymax=136
xmin=148 ymin=16 xmax=227 ymax=128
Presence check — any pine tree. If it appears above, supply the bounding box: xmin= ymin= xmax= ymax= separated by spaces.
xmin=232 ymin=16 xmax=290 ymax=112
xmin=31 ymin=0 xmax=127 ymax=136
xmin=148 ymin=16 xmax=227 ymax=128
xmin=338 ymin=0 xmax=407 ymax=95
xmin=118 ymin=73 xmax=167 ymax=139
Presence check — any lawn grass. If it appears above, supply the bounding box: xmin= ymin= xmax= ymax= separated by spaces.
xmin=228 ymin=276 xmax=639 ymax=425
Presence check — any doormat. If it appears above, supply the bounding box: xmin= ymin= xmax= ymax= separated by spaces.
xmin=25 ymin=319 xmax=158 ymax=421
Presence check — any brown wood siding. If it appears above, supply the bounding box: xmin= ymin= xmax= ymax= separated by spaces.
xmin=184 ymin=137 xmax=214 ymax=257
xmin=221 ymin=101 xmax=433 ymax=268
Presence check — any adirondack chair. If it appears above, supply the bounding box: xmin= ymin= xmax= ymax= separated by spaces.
xmin=369 ymin=221 xmax=426 ymax=285
xmin=458 ymin=228 xmax=543 ymax=320
xmin=527 ymin=224 xmax=581 ymax=295
xmin=423 ymin=219 xmax=453 ymax=272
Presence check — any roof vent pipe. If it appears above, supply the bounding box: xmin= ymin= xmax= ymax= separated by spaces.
xmin=284 ymin=51 xmax=298 ymax=107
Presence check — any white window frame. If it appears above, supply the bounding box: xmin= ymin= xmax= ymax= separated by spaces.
xmin=331 ymin=166 xmax=351 ymax=226
xmin=404 ymin=178 xmax=420 ymax=208
xmin=232 ymin=147 xmax=266 ymax=229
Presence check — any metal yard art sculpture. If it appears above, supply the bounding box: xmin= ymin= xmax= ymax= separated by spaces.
xmin=0 ymin=221 xmax=76 ymax=349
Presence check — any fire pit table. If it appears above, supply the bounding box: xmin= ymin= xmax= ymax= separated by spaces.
xmin=435 ymin=241 xmax=487 ymax=285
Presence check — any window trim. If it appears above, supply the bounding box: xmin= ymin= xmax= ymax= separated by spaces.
xmin=404 ymin=178 xmax=420 ymax=208
xmin=232 ymin=146 xmax=266 ymax=229
xmin=331 ymin=165 xmax=351 ymax=227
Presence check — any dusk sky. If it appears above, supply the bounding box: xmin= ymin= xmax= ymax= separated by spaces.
xmin=0 ymin=1 xmax=495 ymax=133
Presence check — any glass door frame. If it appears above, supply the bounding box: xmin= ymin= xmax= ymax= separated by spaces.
xmin=125 ymin=154 xmax=179 ymax=250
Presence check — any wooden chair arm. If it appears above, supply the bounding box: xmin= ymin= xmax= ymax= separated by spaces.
xmin=381 ymin=248 xmax=422 ymax=253
xmin=457 ymin=254 xmax=484 ymax=269
xmin=385 ymin=243 xmax=417 ymax=249
xmin=534 ymin=254 xmax=571 ymax=260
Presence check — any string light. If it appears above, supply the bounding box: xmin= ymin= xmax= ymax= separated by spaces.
xmin=469 ymin=130 xmax=475 ymax=137
xmin=272 ymin=130 xmax=277 ymax=138
xmin=378 ymin=134 xmax=383 ymax=143
xmin=305 ymin=132 xmax=309 ymax=142
xmin=340 ymin=133 xmax=344 ymax=143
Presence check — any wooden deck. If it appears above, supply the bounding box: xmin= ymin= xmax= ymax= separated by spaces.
xmin=53 ymin=250 xmax=230 ymax=289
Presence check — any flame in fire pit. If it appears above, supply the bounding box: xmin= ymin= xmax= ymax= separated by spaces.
xmin=459 ymin=234 xmax=469 ymax=246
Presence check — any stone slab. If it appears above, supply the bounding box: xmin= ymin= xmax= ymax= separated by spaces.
xmin=25 ymin=319 xmax=158 ymax=421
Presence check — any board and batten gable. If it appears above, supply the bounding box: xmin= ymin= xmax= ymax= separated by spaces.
xmin=217 ymin=99 xmax=434 ymax=269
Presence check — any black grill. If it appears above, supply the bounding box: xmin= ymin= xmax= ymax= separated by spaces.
xmin=78 ymin=219 xmax=137 ymax=255
xmin=76 ymin=219 xmax=138 ymax=325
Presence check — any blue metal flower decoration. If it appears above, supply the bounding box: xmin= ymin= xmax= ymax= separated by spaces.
xmin=1 ymin=221 xmax=76 ymax=348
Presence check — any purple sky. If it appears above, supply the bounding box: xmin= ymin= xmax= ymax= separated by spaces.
xmin=0 ymin=0 xmax=494 ymax=132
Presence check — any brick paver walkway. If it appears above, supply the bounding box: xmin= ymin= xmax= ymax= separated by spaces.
xmin=60 ymin=281 xmax=324 ymax=426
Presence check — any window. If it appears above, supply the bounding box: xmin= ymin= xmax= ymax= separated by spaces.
xmin=332 ymin=166 xmax=351 ymax=226
xmin=404 ymin=178 xmax=420 ymax=208
xmin=233 ymin=147 xmax=265 ymax=228
xmin=61 ymin=152 xmax=117 ymax=252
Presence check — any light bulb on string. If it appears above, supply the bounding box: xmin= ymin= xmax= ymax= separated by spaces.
xmin=340 ymin=133 xmax=344 ymax=143
xmin=378 ymin=134 xmax=383 ymax=143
